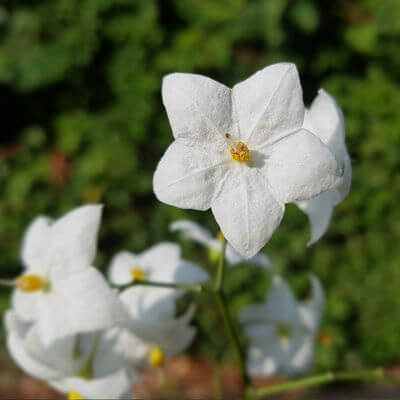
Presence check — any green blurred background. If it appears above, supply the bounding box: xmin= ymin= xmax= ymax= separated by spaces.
xmin=0 ymin=0 xmax=399 ymax=376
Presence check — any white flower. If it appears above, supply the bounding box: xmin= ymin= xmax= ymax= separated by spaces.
xmin=108 ymin=242 xmax=209 ymax=306
xmin=12 ymin=205 xmax=126 ymax=346
xmin=239 ymin=275 xmax=324 ymax=377
xmin=5 ymin=310 xmax=136 ymax=400
xmin=51 ymin=329 xmax=137 ymax=400
xmin=297 ymin=89 xmax=352 ymax=245
xmin=113 ymin=287 xmax=196 ymax=369
xmin=153 ymin=63 xmax=343 ymax=258
xmin=170 ymin=219 xmax=272 ymax=268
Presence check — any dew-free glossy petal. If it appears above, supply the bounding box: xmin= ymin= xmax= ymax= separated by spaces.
xmin=265 ymin=129 xmax=343 ymax=203
xmin=211 ymin=169 xmax=284 ymax=258
xmin=232 ymin=63 xmax=304 ymax=147
xmin=153 ymin=141 xmax=228 ymax=211
xmin=162 ymin=73 xmax=232 ymax=149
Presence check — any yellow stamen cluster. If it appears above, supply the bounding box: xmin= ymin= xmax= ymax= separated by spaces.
xmin=68 ymin=391 xmax=84 ymax=400
xmin=130 ymin=267 xmax=146 ymax=281
xmin=216 ymin=231 xmax=224 ymax=241
xmin=230 ymin=141 xmax=250 ymax=162
xmin=149 ymin=346 xmax=165 ymax=368
xmin=16 ymin=274 xmax=46 ymax=293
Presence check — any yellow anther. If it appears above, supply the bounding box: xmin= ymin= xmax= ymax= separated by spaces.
xmin=68 ymin=391 xmax=84 ymax=400
xmin=16 ymin=274 xmax=46 ymax=293
xmin=130 ymin=267 xmax=146 ymax=281
xmin=216 ymin=231 xmax=224 ymax=241
xmin=277 ymin=324 xmax=292 ymax=340
xmin=230 ymin=141 xmax=250 ymax=162
xmin=317 ymin=331 xmax=333 ymax=347
xmin=149 ymin=346 xmax=165 ymax=368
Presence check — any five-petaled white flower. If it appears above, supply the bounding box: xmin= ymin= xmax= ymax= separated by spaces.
xmin=12 ymin=205 xmax=126 ymax=346
xmin=239 ymin=275 xmax=324 ymax=377
xmin=108 ymin=242 xmax=209 ymax=304
xmin=153 ymin=63 xmax=344 ymax=258
xmin=170 ymin=219 xmax=272 ymax=267
xmin=296 ymin=89 xmax=352 ymax=245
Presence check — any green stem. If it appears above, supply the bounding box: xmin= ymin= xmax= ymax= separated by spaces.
xmin=215 ymin=238 xmax=227 ymax=291
xmin=0 ymin=278 xmax=16 ymax=288
xmin=117 ymin=279 xmax=206 ymax=293
xmin=214 ymin=237 xmax=251 ymax=389
xmin=248 ymin=367 xmax=384 ymax=398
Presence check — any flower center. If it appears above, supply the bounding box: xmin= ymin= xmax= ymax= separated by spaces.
xmin=216 ymin=231 xmax=224 ymax=241
xmin=68 ymin=391 xmax=84 ymax=400
xmin=230 ymin=141 xmax=250 ymax=162
xmin=16 ymin=274 xmax=48 ymax=293
xmin=277 ymin=323 xmax=292 ymax=340
xmin=130 ymin=267 xmax=146 ymax=281
xmin=149 ymin=346 xmax=165 ymax=367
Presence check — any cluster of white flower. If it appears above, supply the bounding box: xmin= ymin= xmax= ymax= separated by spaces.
xmin=5 ymin=206 xmax=208 ymax=399
xmin=4 ymin=62 xmax=350 ymax=399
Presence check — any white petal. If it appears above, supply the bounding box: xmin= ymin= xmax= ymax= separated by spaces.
xmin=298 ymin=275 xmax=325 ymax=332
xmin=48 ymin=205 xmax=103 ymax=281
xmin=211 ymin=168 xmax=284 ymax=258
xmin=170 ymin=219 xmax=214 ymax=247
xmin=232 ymin=63 xmax=304 ymax=148
xmin=153 ymin=141 xmax=228 ymax=211
xmin=4 ymin=310 xmax=30 ymax=335
xmin=140 ymin=242 xmax=181 ymax=277
xmin=21 ymin=217 xmax=52 ymax=273
xmin=247 ymin=346 xmax=277 ymax=377
xmin=296 ymin=190 xmax=340 ymax=245
xmin=51 ymin=367 xmax=133 ymax=400
xmin=265 ymin=129 xmax=343 ymax=203
xmin=157 ymin=260 xmax=209 ymax=285
xmin=23 ymin=327 xmax=82 ymax=376
xmin=108 ymin=251 xmax=138 ymax=285
xmin=304 ymin=89 xmax=346 ymax=161
xmin=12 ymin=289 xmax=40 ymax=322
xmin=284 ymin=335 xmax=315 ymax=376
xmin=37 ymin=267 xmax=127 ymax=346
xmin=266 ymin=276 xmax=300 ymax=325
xmin=162 ymin=73 xmax=233 ymax=149
xmin=120 ymin=286 xmax=176 ymax=320
xmin=113 ymin=328 xmax=149 ymax=366
xmin=337 ymin=155 xmax=352 ymax=200
xmin=162 ymin=306 xmax=197 ymax=356
xmin=7 ymin=333 xmax=65 ymax=381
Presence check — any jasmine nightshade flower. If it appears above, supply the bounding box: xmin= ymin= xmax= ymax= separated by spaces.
xmin=170 ymin=219 xmax=272 ymax=267
xmin=239 ymin=275 xmax=324 ymax=377
xmin=12 ymin=205 xmax=126 ymax=346
xmin=5 ymin=311 xmax=137 ymax=400
xmin=114 ymin=287 xmax=196 ymax=369
xmin=108 ymin=242 xmax=208 ymax=304
xmin=296 ymin=89 xmax=352 ymax=245
xmin=153 ymin=63 xmax=343 ymax=258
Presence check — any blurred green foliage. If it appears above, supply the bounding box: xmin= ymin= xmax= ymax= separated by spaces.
xmin=0 ymin=0 xmax=399 ymax=372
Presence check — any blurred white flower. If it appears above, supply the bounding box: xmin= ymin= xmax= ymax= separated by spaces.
xmin=170 ymin=219 xmax=272 ymax=268
xmin=114 ymin=286 xmax=196 ymax=369
xmin=108 ymin=242 xmax=208 ymax=305
xmin=51 ymin=329 xmax=137 ymax=400
xmin=5 ymin=310 xmax=137 ymax=400
xmin=239 ymin=275 xmax=324 ymax=377
xmin=297 ymin=89 xmax=352 ymax=245
xmin=12 ymin=205 xmax=126 ymax=346
xmin=153 ymin=63 xmax=343 ymax=258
